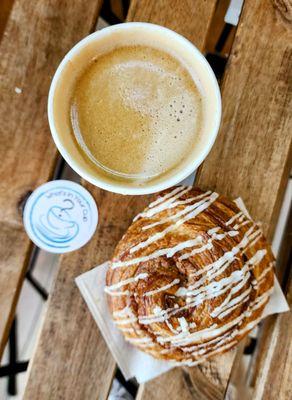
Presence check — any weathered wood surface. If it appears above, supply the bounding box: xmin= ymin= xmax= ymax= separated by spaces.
xmin=196 ymin=0 xmax=292 ymax=241
xmin=0 ymin=0 xmax=103 ymax=358
xmin=253 ymin=267 xmax=291 ymax=400
xmin=23 ymin=0 xmax=292 ymax=399
xmin=0 ymin=226 xmax=32 ymax=356
xmin=137 ymin=351 xmax=237 ymax=400
xmin=25 ymin=190 xmax=147 ymax=399
xmin=140 ymin=0 xmax=292 ymax=398
xmin=24 ymin=0 xmax=219 ymax=398
xmin=249 ymin=199 xmax=292 ymax=399
xmin=0 ymin=0 xmax=14 ymax=39
xmin=127 ymin=0 xmax=217 ymax=49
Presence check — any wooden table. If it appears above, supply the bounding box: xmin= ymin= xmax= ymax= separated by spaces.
xmin=0 ymin=0 xmax=291 ymax=399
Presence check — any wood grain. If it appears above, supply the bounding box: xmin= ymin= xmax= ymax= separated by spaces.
xmin=0 ymin=0 xmax=14 ymax=40
xmin=24 ymin=0 xmax=218 ymax=398
xmin=248 ymin=196 xmax=292 ymax=397
xmin=136 ymin=368 xmax=198 ymax=400
xmin=137 ymin=350 xmax=236 ymax=400
xmin=127 ymin=0 xmax=217 ymax=50
xmin=252 ymin=267 xmax=292 ymax=400
xmin=24 ymin=0 xmax=292 ymax=399
xmin=0 ymin=0 xmax=102 ymax=359
xmin=24 ymin=188 xmax=151 ymax=399
xmin=0 ymin=224 xmax=31 ymax=356
xmin=196 ymin=0 xmax=292 ymax=241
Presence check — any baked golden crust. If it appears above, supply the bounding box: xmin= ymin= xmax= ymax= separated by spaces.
xmin=106 ymin=186 xmax=274 ymax=366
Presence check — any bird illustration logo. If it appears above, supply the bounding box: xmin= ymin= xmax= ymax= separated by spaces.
xmin=35 ymin=199 xmax=79 ymax=244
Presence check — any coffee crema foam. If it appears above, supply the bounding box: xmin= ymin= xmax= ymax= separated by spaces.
xmin=70 ymin=45 xmax=203 ymax=180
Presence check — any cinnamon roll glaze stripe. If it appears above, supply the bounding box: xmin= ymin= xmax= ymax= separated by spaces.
xmin=106 ymin=186 xmax=275 ymax=365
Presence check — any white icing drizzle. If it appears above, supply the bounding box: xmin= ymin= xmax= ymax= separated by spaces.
xmin=157 ymin=286 xmax=271 ymax=349
xmin=172 ymin=340 xmax=238 ymax=366
xmin=113 ymin=305 xmax=138 ymax=325
xmin=113 ymin=306 xmax=132 ymax=318
xmin=166 ymin=319 xmax=178 ymax=334
xmin=144 ymin=279 xmax=180 ymax=297
xmin=226 ymin=211 xmax=243 ymax=226
xmin=181 ymin=331 xmax=231 ymax=352
xmin=111 ymin=237 xmax=203 ymax=269
xmin=138 ymin=247 xmax=268 ymax=326
xmin=135 ymin=342 xmax=155 ymax=348
xmin=233 ymin=220 xmax=251 ymax=230
xmin=142 ymin=192 xmax=211 ymax=230
xmin=126 ymin=337 xmax=152 ymax=344
xmin=178 ymin=317 xmax=189 ymax=333
xmin=106 ymin=290 xmax=130 ymax=297
xmin=119 ymin=327 xmax=135 ymax=333
xmin=179 ymin=229 xmax=239 ymax=261
xmin=253 ymin=261 xmax=274 ymax=286
xmin=160 ymin=348 xmax=173 ymax=354
xmin=148 ymin=186 xmax=187 ymax=209
xmin=105 ymin=273 xmax=148 ymax=295
xmin=139 ymin=267 xmax=249 ymax=326
xmin=177 ymin=263 xmax=251 ymax=299
xmin=190 ymin=226 xmax=263 ymax=280
xmin=242 ymin=229 xmax=262 ymax=252
xmin=157 ymin=321 xmax=225 ymax=346
xmin=209 ymin=269 xmax=251 ymax=315
xmin=191 ymin=334 xmax=236 ymax=357
xmin=168 ymin=191 xmax=212 ymax=209
xmin=247 ymin=249 xmax=267 ymax=268
xmin=251 ymin=287 xmax=273 ymax=311
xmin=129 ymin=192 xmax=219 ymax=255
xmin=140 ymin=186 xmax=194 ymax=221
xmin=215 ymin=290 xmax=250 ymax=319
xmin=142 ymin=192 xmax=218 ymax=231
xmin=185 ymin=288 xmax=272 ymax=353
xmin=134 ymin=186 xmax=191 ymax=221
xmin=108 ymin=186 xmax=274 ymax=365
xmin=116 ymin=317 xmax=137 ymax=325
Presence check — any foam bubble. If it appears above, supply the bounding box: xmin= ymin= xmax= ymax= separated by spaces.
xmin=71 ymin=45 xmax=203 ymax=180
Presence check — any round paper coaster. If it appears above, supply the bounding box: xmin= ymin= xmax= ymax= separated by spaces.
xmin=23 ymin=180 xmax=98 ymax=253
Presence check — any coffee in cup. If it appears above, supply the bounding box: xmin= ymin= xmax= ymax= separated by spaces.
xmin=49 ymin=23 xmax=221 ymax=195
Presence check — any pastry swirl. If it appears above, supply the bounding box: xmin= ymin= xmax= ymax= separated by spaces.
xmin=106 ymin=186 xmax=274 ymax=365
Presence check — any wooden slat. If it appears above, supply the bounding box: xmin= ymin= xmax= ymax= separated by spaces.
xmin=248 ymin=196 xmax=292 ymax=398
xmin=0 ymin=0 xmax=102 ymax=358
xmin=196 ymin=0 xmax=292 ymax=241
xmin=0 ymin=0 xmax=14 ymax=40
xmin=139 ymin=0 xmax=292 ymax=399
xmin=127 ymin=0 xmax=217 ymax=49
xmin=253 ymin=267 xmax=292 ymax=400
xmin=138 ymin=351 xmax=237 ymax=400
xmin=24 ymin=189 xmax=151 ymax=399
xmin=24 ymin=0 xmax=218 ymax=398
xmin=0 ymin=226 xmax=32 ymax=355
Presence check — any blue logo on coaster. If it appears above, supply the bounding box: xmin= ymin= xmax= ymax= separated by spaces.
xmin=23 ymin=181 xmax=98 ymax=253
xmin=35 ymin=199 xmax=79 ymax=245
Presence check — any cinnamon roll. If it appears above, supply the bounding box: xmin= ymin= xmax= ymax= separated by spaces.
xmin=106 ymin=186 xmax=274 ymax=365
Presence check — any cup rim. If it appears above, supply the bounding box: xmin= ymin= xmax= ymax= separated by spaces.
xmin=48 ymin=22 xmax=221 ymax=195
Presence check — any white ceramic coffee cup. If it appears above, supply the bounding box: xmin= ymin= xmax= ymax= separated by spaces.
xmin=48 ymin=22 xmax=221 ymax=195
